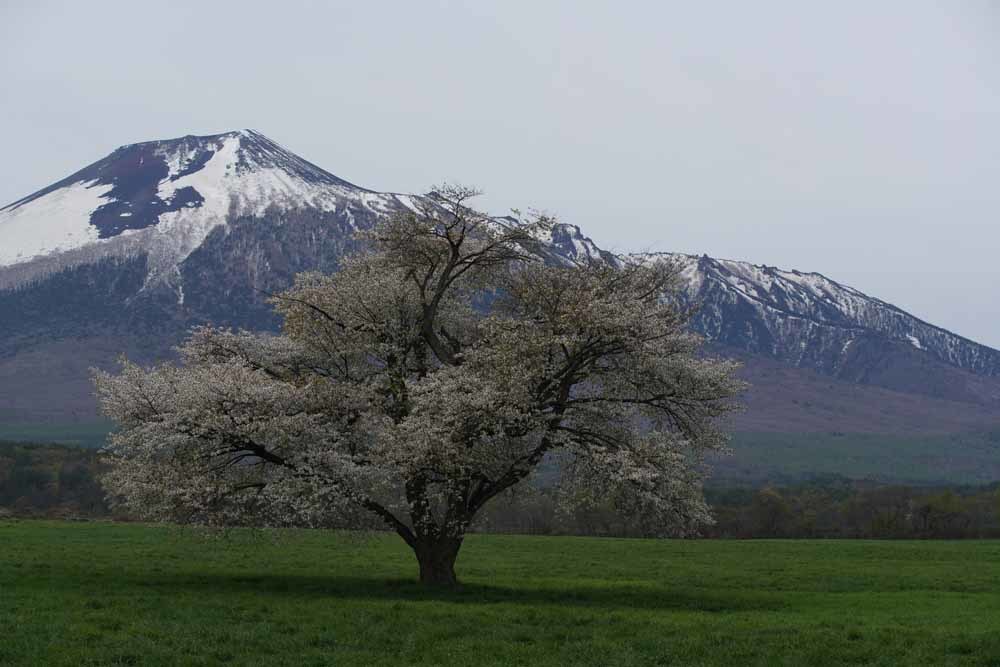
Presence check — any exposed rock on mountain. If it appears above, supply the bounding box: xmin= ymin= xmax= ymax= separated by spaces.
xmin=643 ymin=253 xmax=1000 ymax=404
xmin=1 ymin=130 xmax=998 ymax=448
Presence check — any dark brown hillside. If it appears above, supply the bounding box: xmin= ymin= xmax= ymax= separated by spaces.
xmin=727 ymin=349 xmax=1000 ymax=435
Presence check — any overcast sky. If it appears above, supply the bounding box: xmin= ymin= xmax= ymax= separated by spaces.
xmin=2 ymin=1 xmax=998 ymax=346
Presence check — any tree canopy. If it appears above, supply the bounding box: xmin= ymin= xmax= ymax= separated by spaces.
xmin=94 ymin=186 xmax=744 ymax=585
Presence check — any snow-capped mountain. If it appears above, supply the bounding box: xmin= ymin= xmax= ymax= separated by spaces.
xmin=0 ymin=129 xmax=606 ymax=294
xmin=0 ymin=129 xmax=608 ymax=358
xmin=0 ymin=130 xmax=418 ymax=293
xmin=1 ymin=129 xmax=999 ymax=431
xmin=649 ymin=253 xmax=1000 ymax=384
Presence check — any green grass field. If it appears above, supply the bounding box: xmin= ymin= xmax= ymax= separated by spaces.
xmin=0 ymin=422 xmax=112 ymax=449
xmin=3 ymin=522 xmax=1000 ymax=666
xmin=716 ymin=431 xmax=1000 ymax=484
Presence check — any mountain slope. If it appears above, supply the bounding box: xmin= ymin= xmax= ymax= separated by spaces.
xmin=1 ymin=130 xmax=998 ymax=478
xmin=643 ymin=253 xmax=1000 ymax=404
xmin=0 ymin=129 xmax=608 ymax=384
xmin=0 ymin=130 xmax=416 ymax=295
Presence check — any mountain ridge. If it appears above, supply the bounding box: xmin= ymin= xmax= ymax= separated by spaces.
xmin=1 ymin=129 xmax=998 ymax=435
xmin=637 ymin=252 xmax=1000 ymax=385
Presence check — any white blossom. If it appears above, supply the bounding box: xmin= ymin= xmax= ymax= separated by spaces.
xmin=94 ymin=185 xmax=744 ymax=585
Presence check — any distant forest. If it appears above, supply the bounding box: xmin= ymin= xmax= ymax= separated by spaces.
xmin=0 ymin=441 xmax=107 ymax=518
xmin=2 ymin=440 xmax=999 ymax=539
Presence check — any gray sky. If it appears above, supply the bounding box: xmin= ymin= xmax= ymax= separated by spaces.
xmin=2 ymin=1 xmax=999 ymax=346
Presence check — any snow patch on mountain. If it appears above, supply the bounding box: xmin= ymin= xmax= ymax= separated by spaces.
xmin=640 ymin=252 xmax=1000 ymax=378
xmin=546 ymin=223 xmax=615 ymax=266
xmin=0 ymin=180 xmax=115 ymax=265
xmin=0 ymin=130 xmax=406 ymax=281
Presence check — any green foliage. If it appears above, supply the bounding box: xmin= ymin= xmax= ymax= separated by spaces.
xmin=0 ymin=442 xmax=108 ymax=517
xmin=747 ymin=488 xmax=792 ymax=538
xmin=706 ymin=478 xmax=1000 ymax=539
xmin=3 ymin=521 xmax=1000 ymax=666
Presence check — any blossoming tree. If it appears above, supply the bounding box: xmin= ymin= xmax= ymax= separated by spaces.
xmin=94 ymin=186 xmax=743 ymax=586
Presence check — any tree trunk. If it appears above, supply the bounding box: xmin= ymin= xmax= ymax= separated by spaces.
xmin=413 ymin=538 xmax=462 ymax=587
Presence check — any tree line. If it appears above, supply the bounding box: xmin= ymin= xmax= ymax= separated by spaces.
xmin=5 ymin=439 xmax=998 ymax=540
xmin=706 ymin=479 xmax=1000 ymax=539
xmin=474 ymin=476 xmax=1000 ymax=539
xmin=0 ymin=441 xmax=107 ymax=519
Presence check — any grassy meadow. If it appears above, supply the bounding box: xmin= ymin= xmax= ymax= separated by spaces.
xmin=3 ymin=521 xmax=1000 ymax=665
xmin=717 ymin=430 xmax=1000 ymax=485
xmin=0 ymin=422 xmax=112 ymax=449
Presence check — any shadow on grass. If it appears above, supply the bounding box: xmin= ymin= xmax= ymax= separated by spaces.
xmin=108 ymin=571 xmax=783 ymax=613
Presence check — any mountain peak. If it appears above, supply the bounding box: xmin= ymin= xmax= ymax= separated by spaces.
xmin=106 ymin=129 xmax=366 ymax=190
xmin=0 ymin=130 xmax=383 ymax=269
